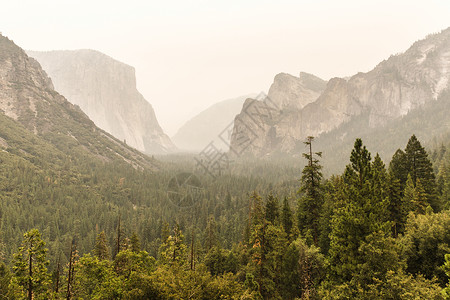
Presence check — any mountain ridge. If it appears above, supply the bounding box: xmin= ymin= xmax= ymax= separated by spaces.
xmin=0 ymin=34 xmax=156 ymax=170
xmin=27 ymin=49 xmax=176 ymax=154
xmin=230 ymin=27 xmax=450 ymax=157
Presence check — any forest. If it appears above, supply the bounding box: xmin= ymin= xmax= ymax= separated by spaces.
xmin=1 ymin=134 xmax=450 ymax=299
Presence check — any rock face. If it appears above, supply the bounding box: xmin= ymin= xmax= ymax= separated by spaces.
xmin=27 ymin=49 xmax=176 ymax=154
xmin=0 ymin=34 xmax=155 ymax=169
xmin=230 ymin=28 xmax=450 ymax=156
xmin=172 ymin=94 xmax=256 ymax=152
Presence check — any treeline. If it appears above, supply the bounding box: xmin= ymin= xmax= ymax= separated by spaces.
xmin=1 ymin=134 xmax=450 ymax=299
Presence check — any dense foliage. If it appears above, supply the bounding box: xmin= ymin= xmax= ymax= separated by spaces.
xmin=1 ymin=134 xmax=450 ymax=299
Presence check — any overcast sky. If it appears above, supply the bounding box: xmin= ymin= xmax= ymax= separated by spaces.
xmin=1 ymin=0 xmax=449 ymax=135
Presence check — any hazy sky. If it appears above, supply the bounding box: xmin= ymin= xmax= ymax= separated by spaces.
xmin=1 ymin=0 xmax=449 ymax=135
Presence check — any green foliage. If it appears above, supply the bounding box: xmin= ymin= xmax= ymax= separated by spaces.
xmin=281 ymin=197 xmax=294 ymax=238
xmin=328 ymin=139 xmax=391 ymax=284
xmin=297 ymin=136 xmax=324 ymax=246
xmin=264 ymin=194 xmax=280 ymax=225
xmin=404 ymin=134 xmax=439 ymax=210
xmin=72 ymin=254 xmax=121 ymax=299
xmin=94 ymin=231 xmax=110 ymax=261
xmin=281 ymin=238 xmax=326 ymax=299
xmin=159 ymin=224 xmax=187 ymax=265
xmin=400 ymin=210 xmax=450 ymax=285
xmin=11 ymin=229 xmax=51 ymax=299
xmin=0 ymin=132 xmax=448 ymax=298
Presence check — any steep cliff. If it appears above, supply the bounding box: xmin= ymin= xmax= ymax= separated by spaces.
xmin=0 ymin=34 xmax=155 ymax=169
xmin=27 ymin=49 xmax=176 ymax=154
xmin=230 ymin=28 xmax=450 ymax=157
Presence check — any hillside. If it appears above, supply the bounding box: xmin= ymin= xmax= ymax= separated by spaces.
xmin=27 ymin=49 xmax=176 ymax=154
xmin=172 ymin=94 xmax=255 ymax=151
xmin=230 ymin=28 xmax=450 ymax=158
xmin=0 ymin=34 xmax=156 ymax=170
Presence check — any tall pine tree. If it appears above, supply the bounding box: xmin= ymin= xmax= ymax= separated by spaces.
xmin=297 ymin=136 xmax=323 ymax=246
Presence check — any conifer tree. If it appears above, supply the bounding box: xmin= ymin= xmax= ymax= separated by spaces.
xmin=11 ymin=229 xmax=51 ymax=300
xmin=386 ymin=173 xmax=406 ymax=237
xmin=328 ymin=139 xmax=390 ymax=284
xmin=281 ymin=197 xmax=294 ymax=238
xmin=94 ymin=231 xmax=110 ymax=261
xmin=265 ymin=194 xmax=280 ymax=224
xmin=389 ymin=149 xmax=408 ymax=192
xmin=130 ymin=232 xmax=141 ymax=253
xmin=205 ymin=216 xmax=217 ymax=251
xmin=297 ymin=136 xmax=323 ymax=246
xmin=404 ymin=135 xmax=439 ymax=210
xmin=160 ymin=224 xmax=187 ymax=265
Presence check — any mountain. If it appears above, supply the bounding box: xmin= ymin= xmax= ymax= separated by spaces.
xmin=172 ymin=94 xmax=256 ymax=152
xmin=230 ymin=72 xmax=327 ymax=156
xmin=0 ymin=34 xmax=155 ymax=170
xmin=27 ymin=49 xmax=176 ymax=154
xmin=230 ymin=28 xmax=450 ymax=159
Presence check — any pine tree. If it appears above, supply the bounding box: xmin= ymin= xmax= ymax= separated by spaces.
xmin=389 ymin=149 xmax=408 ymax=192
xmin=265 ymin=193 xmax=280 ymax=225
xmin=94 ymin=231 xmax=110 ymax=261
xmin=344 ymin=138 xmax=371 ymax=190
xmin=205 ymin=216 xmax=217 ymax=251
xmin=11 ymin=229 xmax=51 ymax=300
xmin=130 ymin=232 xmax=141 ymax=253
xmin=328 ymin=139 xmax=390 ymax=284
xmin=160 ymin=224 xmax=187 ymax=265
xmin=281 ymin=197 xmax=294 ymax=238
xmin=404 ymin=135 xmax=439 ymax=210
xmin=386 ymin=173 xmax=406 ymax=237
xmin=297 ymin=136 xmax=323 ymax=246
xmin=413 ymin=179 xmax=428 ymax=214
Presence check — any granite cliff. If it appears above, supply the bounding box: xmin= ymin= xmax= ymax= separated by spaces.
xmin=28 ymin=49 xmax=176 ymax=154
xmin=230 ymin=28 xmax=450 ymax=157
xmin=0 ymin=34 xmax=155 ymax=169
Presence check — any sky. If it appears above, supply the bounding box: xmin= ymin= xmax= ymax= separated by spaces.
xmin=1 ymin=0 xmax=450 ymax=135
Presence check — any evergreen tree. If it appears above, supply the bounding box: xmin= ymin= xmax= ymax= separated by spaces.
xmin=11 ymin=229 xmax=51 ymax=300
xmin=414 ymin=179 xmax=428 ymax=214
xmin=159 ymin=224 xmax=187 ymax=265
xmin=404 ymin=135 xmax=439 ymax=210
xmin=205 ymin=216 xmax=217 ymax=251
xmin=94 ymin=231 xmax=110 ymax=261
xmin=328 ymin=139 xmax=390 ymax=284
xmin=297 ymin=136 xmax=324 ymax=246
xmin=265 ymin=194 xmax=280 ymax=225
xmin=389 ymin=149 xmax=408 ymax=192
xmin=281 ymin=197 xmax=294 ymax=238
xmin=344 ymin=138 xmax=372 ymax=189
xmin=130 ymin=232 xmax=141 ymax=253
xmin=386 ymin=173 xmax=406 ymax=237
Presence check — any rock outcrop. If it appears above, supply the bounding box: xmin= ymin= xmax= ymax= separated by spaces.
xmin=230 ymin=28 xmax=450 ymax=156
xmin=0 ymin=34 xmax=156 ymax=169
xmin=27 ymin=49 xmax=176 ymax=154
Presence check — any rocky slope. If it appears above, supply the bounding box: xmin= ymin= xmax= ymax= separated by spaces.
xmin=230 ymin=72 xmax=327 ymax=156
xmin=172 ymin=94 xmax=256 ymax=151
xmin=230 ymin=28 xmax=450 ymax=157
xmin=0 ymin=34 xmax=156 ymax=169
xmin=27 ymin=49 xmax=176 ymax=154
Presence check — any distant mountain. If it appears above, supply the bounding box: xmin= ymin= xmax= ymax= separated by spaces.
xmin=27 ymin=49 xmax=176 ymax=154
xmin=0 ymin=34 xmax=155 ymax=170
xmin=230 ymin=28 xmax=450 ymax=160
xmin=172 ymin=94 xmax=256 ymax=151
xmin=315 ymin=88 xmax=450 ymax=175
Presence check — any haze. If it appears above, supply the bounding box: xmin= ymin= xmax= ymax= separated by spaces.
xmin=1 ymin=0 xmax=449 ymax=135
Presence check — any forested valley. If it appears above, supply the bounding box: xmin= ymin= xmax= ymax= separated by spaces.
xmin=1 ymin=133 xmax=450 ymax=299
